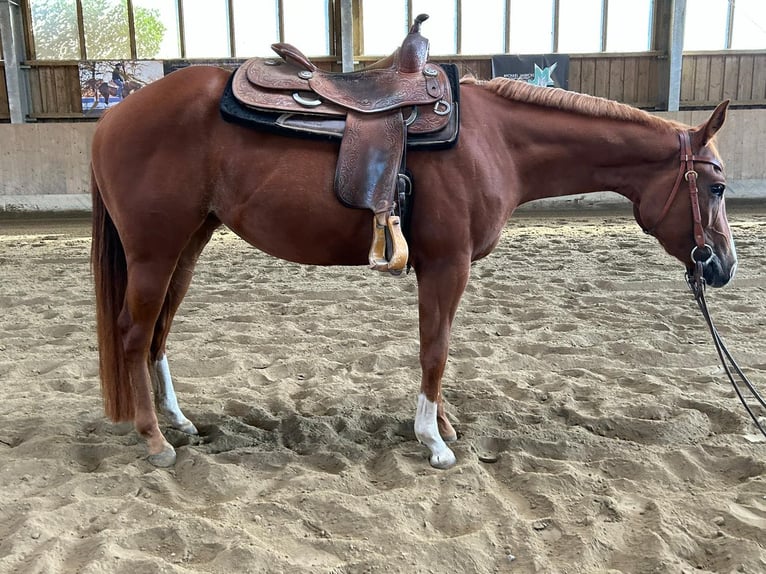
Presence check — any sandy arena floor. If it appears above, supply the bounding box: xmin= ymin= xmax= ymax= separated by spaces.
xmin=1 ymin=207 xmax=764 ymax=573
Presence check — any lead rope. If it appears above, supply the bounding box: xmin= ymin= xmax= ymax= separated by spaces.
xmin=687 ymin=264 xmax=766 ymax=439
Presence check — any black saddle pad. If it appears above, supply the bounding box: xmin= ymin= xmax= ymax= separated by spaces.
xmin=220 ymin=63 xmax=461 ymax=150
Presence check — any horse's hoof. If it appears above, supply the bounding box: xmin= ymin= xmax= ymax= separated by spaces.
xmin=146 ymin=445 xmax=177 ymax=467
xmin=429 ymin=447 xmax=457 ymax=470
xmin=442 ymin=432 xmax=458 ymax=443
xmin=175 ymin=420 xmax=198 ymax=435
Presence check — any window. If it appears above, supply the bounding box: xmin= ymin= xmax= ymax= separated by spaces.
xmin=233 ymin=0 xmax=279 ymax=57
xmin=28 ymin=0 xmax=330 ymax=60
xmin=731 ymin=0 xmax=766 ymax=49
xmin=182 ymin=0 xmax=230 ymax=58
xmin=361 ymin=0 xmax=406 ymax=56
xmin=283 ymin=0 xmax=329 ymax=56
xmin=684 ymin=0 xmax=728 ymax=50
xmin=30 ymin=0 xmax=80 ymax=59
xmin=82 ymin=0 xmax=131 ymax=59
xmin=461 ymin=0 xmax=505 ymax=55
xmin=558 ymin=0 xmax=602 ymax=53
xmin=509 ymin=0 xmax=554 ymax=54
xmin=412 ymin=0 xmax=456 ymax=55
xmin=606 ymin=0 xmax=652 ymax=52
xmin=134 ymin=0 xmax=180 ymax=59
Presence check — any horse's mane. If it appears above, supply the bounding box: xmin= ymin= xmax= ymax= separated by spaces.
xmin=462 ymin=76 xmax=685 ymax=131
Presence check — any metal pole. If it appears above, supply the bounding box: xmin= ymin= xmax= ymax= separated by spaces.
xmin=339 ymin=0 xmax=353 ymax=72
xmin=667 ymin=0 xmax=685 ymax=111
xmin=0 ymin=0 xmax=30 ymax=123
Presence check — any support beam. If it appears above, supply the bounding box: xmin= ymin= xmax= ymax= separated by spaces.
xmin=667 ymin=0 xmax=686 ymax=111
xmin=0 ymin=0 xmax=29 ymax=123
xmin=339 ymin=0 xmax=353 ymax=72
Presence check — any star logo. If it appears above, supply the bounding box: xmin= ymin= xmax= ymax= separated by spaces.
xmin=529 ymin=62 xmax=558 ymax=87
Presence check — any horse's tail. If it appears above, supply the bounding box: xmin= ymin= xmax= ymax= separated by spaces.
xmin=91 ymin=168 xmax=133 ymax=422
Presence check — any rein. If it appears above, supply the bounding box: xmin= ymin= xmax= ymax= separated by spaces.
xmin=640 ymin=130 xmax=766 ymax=439
xmin=687 ymin=267 xmax=766 ymax=439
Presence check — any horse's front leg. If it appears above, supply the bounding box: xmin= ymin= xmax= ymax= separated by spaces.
xmin=414 ymin=259 xmax=470 ymax=469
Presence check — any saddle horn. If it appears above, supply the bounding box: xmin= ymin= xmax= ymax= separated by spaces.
xmin=400 ymin=14 xmax=430 ymax=73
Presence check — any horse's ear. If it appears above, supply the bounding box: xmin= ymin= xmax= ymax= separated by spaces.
xmin=693 ymin=100 xmax=729 ymax=148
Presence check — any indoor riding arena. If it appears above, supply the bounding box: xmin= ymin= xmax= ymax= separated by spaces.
xmin=2 ymin=2 xmax=765 ymax=573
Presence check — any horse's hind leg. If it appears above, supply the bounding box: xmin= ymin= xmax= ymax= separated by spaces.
xmin=119 ymin=259 xmax=180 ymax=466
xmin=149 ymin=217 xmax=219 ymax=436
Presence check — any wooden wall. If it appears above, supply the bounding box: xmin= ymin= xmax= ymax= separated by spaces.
xmin=26 ymin=62 xmax=82 ymax=119
xmin=2 ymin=51 xmax=764 ymax=121
xmin=681 ymin=51 xmax=766 ymax=107
xmin=568 ymin=53 xmax=660 ymax=109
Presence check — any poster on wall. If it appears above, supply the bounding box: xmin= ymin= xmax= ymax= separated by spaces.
xmin=491 ymin=54 xmax=569 ymax=89
xmin=79 ymin=60 xmax=165 ymax=116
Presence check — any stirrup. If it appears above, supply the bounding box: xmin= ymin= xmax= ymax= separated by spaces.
xmin=368 ymin=213 xmax=408 ymax=273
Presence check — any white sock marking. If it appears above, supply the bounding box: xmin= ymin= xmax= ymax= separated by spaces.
xmin=414 ymin=393 xmax=457 ymax=469
xmin=153 ymin=354 xmax=196 ymax=433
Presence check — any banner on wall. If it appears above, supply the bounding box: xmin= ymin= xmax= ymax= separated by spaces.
xmin=491 ymin=54 xmax=570 ymax=89
xmin=79 ymin=60 xmax=164 ymax=116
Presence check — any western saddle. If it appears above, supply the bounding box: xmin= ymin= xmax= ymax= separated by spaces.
xmin=229 ymin=14 xmax=457 ymax=273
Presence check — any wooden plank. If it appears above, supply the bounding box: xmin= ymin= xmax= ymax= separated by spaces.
xmin=722 ymin=55 xmax=739 ymax=102
xmin=706 ymin=55 xmax=725 ymax=103
xmin=736 ymin=54 xmax=754 ymax=101
xmin=637 ymin=56 xmax=651 ymax=106
xmin=608 ymin=58 xmax=625 ymax=102
xmin=751 ymin=54 xmax=766 ymax=100
xmin=622 ymin=57 xmax=637 ymax=104
xmin=27 ymin=68 xmax=43 ymax=116
xmin=54 ymin=66 xmax=80 ymax=113
xmin=52 ymin=66 xmax=67 ymax=111
xmin=680 ymin=54 xmax=696 ymax=103
xmin=41 ymin=67 xmax=58 ymax=114
xmin=568 ymin=59 xmax=581 ymax=93
xmin=692 ymin=56 xmax=710 ymax=103
xmin=593 ymin=59 xmax=610 ymax=98
xmin=647 ymin=57 xmax=659 ymax=108
xmin=579 ymin=57 xmax=596 ymax=96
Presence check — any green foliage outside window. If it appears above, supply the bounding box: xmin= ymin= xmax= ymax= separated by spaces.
xmin=30 ymin=0 xmax=164 ymax=60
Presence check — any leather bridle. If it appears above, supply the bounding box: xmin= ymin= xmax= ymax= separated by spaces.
xmin=633 ymin=131 xmax=766 ymax=436
xmin=634 ymin=130 xmax=722 ymax=267
xmin=634 ymin=131 xmax=766 ymax=438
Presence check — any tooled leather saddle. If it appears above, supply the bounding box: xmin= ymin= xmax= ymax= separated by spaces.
xmin=221 ymin=14 xmax=459 ymax=273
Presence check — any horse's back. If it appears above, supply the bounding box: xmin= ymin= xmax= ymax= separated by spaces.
xmin=94 ymin=66 xmax=229 ymax=145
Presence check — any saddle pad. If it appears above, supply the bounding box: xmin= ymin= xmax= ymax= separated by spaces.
xmin=220 ymin=63 xmax=461 ymax=151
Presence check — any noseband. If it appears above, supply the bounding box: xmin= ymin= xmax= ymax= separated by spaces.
xmin=634 ymin=130 xmax=722 ymax=266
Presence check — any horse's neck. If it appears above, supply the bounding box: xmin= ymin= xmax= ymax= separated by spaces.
xmin=489 ymin=100 xmax=678 ymax=206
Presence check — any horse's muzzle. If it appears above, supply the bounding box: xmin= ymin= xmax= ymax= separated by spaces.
xmin=692 ymin=253 xmax=736 ymax=288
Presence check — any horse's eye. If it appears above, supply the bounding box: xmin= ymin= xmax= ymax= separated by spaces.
xmin=710 ymin=183 xmax=726 ymax=197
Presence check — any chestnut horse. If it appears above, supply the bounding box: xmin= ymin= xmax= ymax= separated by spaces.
xmin=90 ymin=65 xmax=736 ymax=468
